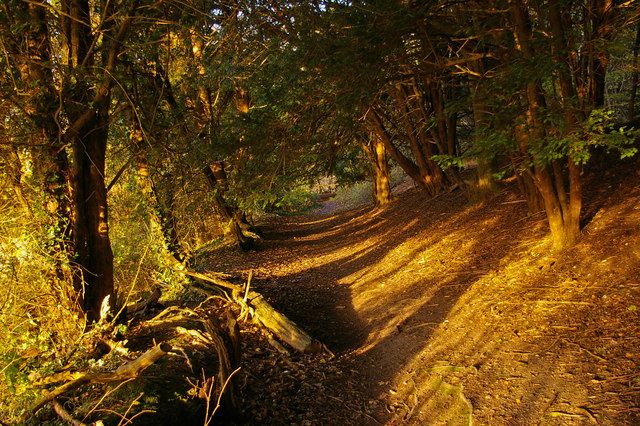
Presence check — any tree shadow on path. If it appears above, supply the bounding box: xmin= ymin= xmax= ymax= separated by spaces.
xmin=239 ymin=187 xmax=547 ymax=423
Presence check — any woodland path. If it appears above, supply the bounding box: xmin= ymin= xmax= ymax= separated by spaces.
xmin=201 ymin=164 xmax=640 ymax=425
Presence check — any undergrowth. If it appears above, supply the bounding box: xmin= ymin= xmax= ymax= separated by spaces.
xmin=330 ymin=166 xmax=406 ymax=211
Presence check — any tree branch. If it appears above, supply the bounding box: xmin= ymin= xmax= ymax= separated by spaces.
xmin=28 ymin=342 xmax=171 ymax=420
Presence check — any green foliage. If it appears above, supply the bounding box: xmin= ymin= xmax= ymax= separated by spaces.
xmin=438 ymin=110 xmax=638 ymax=177
xmin=333 ymin=147 xmax=369 ymax=184
xmin=577 ymin=110 xmax=639 ymax=161
xmin=431 ymin=154 xmax=467 ymax=170
xmin=0 ymin=203 xmax=85 ymax=421
xmin=433 ymin=129 xmax=514 ymax=171
xmin=531 ymin=110 xmax=639 ymax=166
xmin=269 ymin=186 xmax=320 ymax=216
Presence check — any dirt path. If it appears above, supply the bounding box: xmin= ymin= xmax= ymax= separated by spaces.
xmin=201 ymin=163 xmax=640 ymax=425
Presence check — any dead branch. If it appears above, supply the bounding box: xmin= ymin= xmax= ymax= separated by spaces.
xmin=204 ymin=318 xmax=239 ymax=414
xmin=181 ymin=270 xmax=243 ymax=292
xmin=28 ymin=343 xmax=172 ymax=419
xmin=243 ymin=270 xmax=253 ymax=302
xmin=211 ymin=367 xmax=241 ymax=421
xmin=246 ymin=290 xmax=324 ymax=354
xmin=146 ymin=306 xmax=194 ymax=324
xmin=52 ymin=399 xmax=104 ymax=426
xmin=225 ymin=310 xmax=242 ymax=365
xmin=177 ymin=312 xmax=241 ymax=416
xmin=181 ymin=269 xmax=325 ymax=354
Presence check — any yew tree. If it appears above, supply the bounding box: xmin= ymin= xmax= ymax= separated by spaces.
xmin=0 ymin=0 xmax=143 ymax=320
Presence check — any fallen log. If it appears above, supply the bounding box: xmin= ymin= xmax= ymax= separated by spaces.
xmin=204 ymin=317 xmax=239 ymax=414
xmin=28 ymin=342 xmax=172 ymax=419
xmin=182 ymin=270 xmax=324 ymax=354
xmin=245 ymin=290 xmax=323 ymax=354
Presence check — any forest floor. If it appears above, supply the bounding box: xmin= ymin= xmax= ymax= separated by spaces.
xmin=195 ymin=158 xmax=640 ymax=425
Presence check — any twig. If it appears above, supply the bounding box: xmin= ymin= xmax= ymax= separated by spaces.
xmin=244 ymin=270 xmax=253 ymax=302
xmin=51 ymin=399 xmax=92 ymax=426
xmin=176 ymin=327 xmax=211 ymax=345
xmin=124 ymin=287 xmax=161 ymax=316
xmin=145 ymin=306 xmax=198 ymax=325
xmin=116 ymin=392 xmax=145 ymax=426
xmin=562 ymin=339 xmax=608 ymax=362
xmin=174 ymin=346 xmax=194 ymax=373
xmin=195 ymin=295 xmax=231 ymax=311
xmin=549 ymin=411 xmax=587 ymax=419
xmin=578 ymin=406 xmax=598 ymax=424
xmin=106 ymin=155 xmax=135 ymax=193
xmin=118 ymin=409 xmax=154 ymax=425
xmin=112 ymin=234 xmax=154 ymax=323
xmin=202 ymin=370 xmax=216 ymax=426
xmin=82 ymin=378 xmax=135 ymax=422
xmin=211 ymin=367 xmax=241 ymax=419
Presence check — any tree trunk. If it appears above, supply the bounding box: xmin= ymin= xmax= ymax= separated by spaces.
xmin=189 ymin=32 xmax=255 ymax=249
xmin=126 ymin=58 xmax=191 ymax=265
xmin=470 ymin=75 xmax=496 ymax=198
xmin=10 ymin=1 xmax=73 ymax=271
xmin=366 ymin=108 xmax=436 ymax=194
xmin=589 ymin=0 xmax=614 ymax=109
xmin=406 ymin=79 xmax=453 ymax=191
xmin=131 ymin=125 xmax=188 ymax=265
xmin=628 ymin=22 xmax=640 ymax=122
xmin=203 ymin=165 xmax=252 ymax=250
xmin=510 ymin=0 xmax=581 ymax=249
xmin=209 ymin=161 xmax=255 ymax=235
xmin=513 ymin=122 xmax=544 ymax=213
xmin=62 ymin=0 xmax=136 ymax=320
xmin=548 ymin=1 xmax=583 ymax=241
xmin=362 ymin=136 xmax=390 ymax=207
xmin=428 ymin=81 xmax=462 ymax=189
xmin=70 ymin=104 xmax=115 ymax=321
xmin=391 ymin=84 xmax=442 ymax=196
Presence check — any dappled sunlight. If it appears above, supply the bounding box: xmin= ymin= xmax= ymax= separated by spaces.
xmin=377 ymin=193 xmax=640 ymax=423
xmin=347 ymin=229 xmax=476 ymax=348
xmin=339 ymin=209 xmax=505 ymax=355
xmin=198 ymin=178 xmax=640 ymax=425
xmin=240 ymin=179 xmax=639 ymax=425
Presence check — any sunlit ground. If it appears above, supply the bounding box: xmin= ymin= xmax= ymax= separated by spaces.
xmin=339 ymin=186 xmax=640 ymax=424
xmin=204 ymin=177 xmax=640 ymax=424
